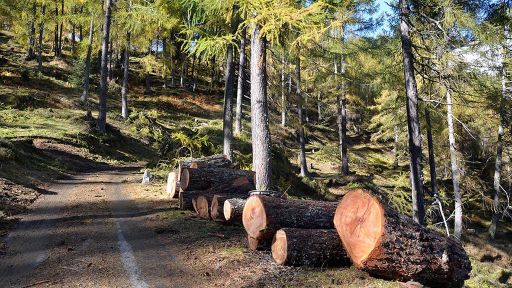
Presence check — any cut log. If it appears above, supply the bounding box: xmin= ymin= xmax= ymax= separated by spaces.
xmin=195 ymin=195 xmax=210 ymax=219
xmin=180 ymin=167 xmax=254 ymax=192
xmin=177 ymin=154 xmax=233 ymax=181
xmin=333 ymin=188 xmax=471 ymax=287
xmin=211 ymin=194 xmax=248 ymax=221
xmin=271 ymin=228 xmax=351 ymax=267
xmin=179 ymin=180 xmax=253 ymax=212
xmin=247 ymin=235 xmax=271 ymax=251
xmin=242 ymin=195 xmax=337 ymax=242
xmin=223 ymin=198 xmax=246 ymax=223
xmin=166 ymin=172 xmax=178 ymax=199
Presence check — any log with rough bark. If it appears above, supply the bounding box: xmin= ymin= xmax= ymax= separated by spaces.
xmin=247 ymin=235 xmax=272 ymax=251
xmin=166 ymin=172 xmax=178 ymax=199
xmin=333 ymin=188 xmax=471 ymax=287
xmin=223 ymin=198 xmax=246 ymax=223
xmin=211 ymin=194 xmax=248 ymax=221
xmin=242 ymin=195 xmax=337 ymax=242
xmin=179 ymin=179 xmax=253 ymax=212
xmin=180 ymin=167 xmax=254 ymax=191
xmin=177 ymin=154 xmax=233 ymax=181
xmin=271 ymin=228 xmax=351 ymax=267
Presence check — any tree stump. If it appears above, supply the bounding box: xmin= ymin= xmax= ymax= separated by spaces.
xmin=333 ymin=189 xmax=471 ymax=287
xmin=242 ymin=195 xmax=337 ymax=242
xmin=271 ymin=228 xmax=351 ymax=267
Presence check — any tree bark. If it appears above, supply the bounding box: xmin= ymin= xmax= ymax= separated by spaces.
xmin=81 ymin=15 xmax=94 ymax=109
xmin=121 ymin=32 xmax=130 ymax=119
xmin=271 ymin=228 xmax=350 ymax=267
xmin=96 ymin=0 xmax=113 ymax=133
xmin=295 ymin=51 xmax=309 ymax=177
xmin=250 ymin=20 xmax=272 ymax=190
xmin=37 ymin=4 xmax=46 ymax=73
xmin=399 ymin=0 xmax=425 ymax=225
xmin=53 ymin=5 xmax=58 ymax=57
xmin=242 ymin=195 xmax=337 ymax=242
xmin=334 ymin=189 xmax=470 ymax=287
xmin=176 ymin=154 xmax=233 ymax=183
xmin=234 ymin=19 xmax=247 ymax=135
xmin=445 ymin=88 xmax=462 ymax=239
xmin=223 ymin=198 xmax=246 ymax=223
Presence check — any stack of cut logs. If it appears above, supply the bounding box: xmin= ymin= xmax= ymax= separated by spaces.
xmin=167 ymin=154 xmax=472 ymax=287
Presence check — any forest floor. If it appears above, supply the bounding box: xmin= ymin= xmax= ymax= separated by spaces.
xmin=0 ymin=31 xmax=511 ymax=287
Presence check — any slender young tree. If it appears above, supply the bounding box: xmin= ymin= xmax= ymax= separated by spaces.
xmin=295 ymin=49 xmax=309 ymax=177
xmin=26 ymin=1 xmax=37 ymax=60
xmin=339 ymin=52 xmax=349 ymax=175
xmin=121 ymin=32 xmax=130 ymax=119
xmin=281 ymin=54 xmax=287 ymax=127
xmin=81 ymin=15 xmax=94 ymax=107
xmin=222 ymin=5 xmax=238 ymax=160
xmin=234 ymin=18 xmax=247 ymax=135
xmin=399 ymin=0 xmax=425 ymax=225
xmin=58 ymin=0 xmax=64 ymax=56
xmin=97 ymin=0 xmax=113 ymax=133
xmin=250 ymin=20 xmax=272 ymax=190
xmin=37 ymin=4 xmax=46 ymax=72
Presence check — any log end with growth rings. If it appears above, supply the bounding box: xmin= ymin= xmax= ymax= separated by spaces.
xmin=196 ymin=196 xmax=210 ymax=219
xmin=242 ymin=196 xmax=267 ymax=239
xmin=180 ymin=169 xmax=190 ymax=191
xmin=333 ymin=189 xmax=385 ymax=267
xmin=271 ymin=229 xmax=288 ymax=265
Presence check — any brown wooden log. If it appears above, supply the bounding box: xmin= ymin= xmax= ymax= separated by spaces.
xmin=177 ymin=154 xmax=233 ymax=181
xmin=242 ymin=195 xmax=338 ymax=242
xmin=166 ymin=172 xmax=179 ymax=199
xmin=211 ymin=194 xmax=248 ymax=221
xmin=247 ymin=235 xmax=271 ymax=251
xmin=223 ymin=198 xmax=246 ymax=223
xmin=180 ymin=167 xmax=254 ymax=192
xmin=179 ymin=180 xmax=253 ymax=212
xmin=333 ymin=188 xmax=471 ymax=287
xmin=271 ymin=228 xmax=351 ymax=267
xmin=195 ymin=195 xmax=210 ymax=219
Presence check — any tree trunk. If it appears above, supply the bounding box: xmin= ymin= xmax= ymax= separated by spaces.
xmin=223 ymin=198 xmax=246 ymax=223
xmin=108 ymin=40 xmax=114 ymax=81
xmin=81 ymin=15 xmax=94 ymax=108
xmin=334 ymin=189 xmax=471 ymax=287
xmin=271 ymin=228 xmax=350 ymax=267
xmin=121 ymin=32 xmax=130 ymax=119
xmin=235 ymin=20 xmax=247 ymax=135
xmin=295 ymin=51 xmax=309 ymax=177
xmin=445 ymin=88 xmax=462 ymax=239
xmin=250 ymin=20 xmax=272 ymax=190
xmin=399 ymin=0 xmax=425 ymax=225
xmin=58 ymin=0 xmax=64 ymax=56
xmin=37 ymin=4 xmax=46 ymax=73
xmin=211 ymin=194 xmax=249 ymax=221
xmin=242 ymin=195 xmax=337 ymax=242
xmin=96 ymin=0 xmax=113 ymax=133
xmin=222 ymin=5 xmax=238 ymax=160
xmin=339 ymin=54 xmax=349 ymax=175
xmin=180 ymin=167 xmax=254 ymax=192
xmin=53 ymin=5 xmax=58 ymax=57
xmin=317 ymin=92 xmax=322 ymax=121
xmin=71 ymin=23 xmax=76 ymax=55
xmin=489 ymin=64 xmax=507 ymax=239
xmin=26 ymin=1 xmax=37 ymax=60
xmin=281 ymin=54 xmax=287 ymax=127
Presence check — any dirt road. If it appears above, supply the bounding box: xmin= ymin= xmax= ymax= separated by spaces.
xmin=0 ymin=167 xmax=177 ymax=287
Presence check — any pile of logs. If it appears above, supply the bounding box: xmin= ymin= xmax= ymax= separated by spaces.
xmin=167 ymin=155 xmax=472 ymax=287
